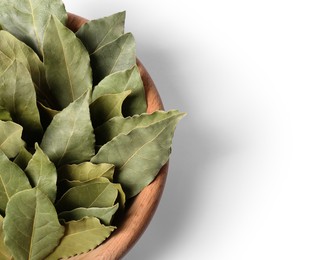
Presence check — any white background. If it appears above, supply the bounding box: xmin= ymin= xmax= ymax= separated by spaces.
xmin=63 ymin=1 xmax=332 ymax=259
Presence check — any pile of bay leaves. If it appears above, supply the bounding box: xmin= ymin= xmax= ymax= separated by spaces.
xmin=0 ymin=0 xmax=184 ymax=259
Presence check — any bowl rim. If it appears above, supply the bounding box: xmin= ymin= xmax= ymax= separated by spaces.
xmin=67 ymin=13 xmax=169 ymax=260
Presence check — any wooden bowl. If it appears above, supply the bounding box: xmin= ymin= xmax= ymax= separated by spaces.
xmin=67 ymin=13 xmax=169 ymax=260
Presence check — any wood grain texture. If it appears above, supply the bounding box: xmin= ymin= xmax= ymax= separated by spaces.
xmin=67 ymin=13 xmax=169 ymax=260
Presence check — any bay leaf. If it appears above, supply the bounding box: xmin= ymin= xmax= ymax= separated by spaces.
xmin=58 ymin=162 xmax=114 ymax=183
xmin=40 ymin=91 xmax=95 ymax=166
xmin=58 ymin=204 xmax=119 ymax=225
xmin=0 ymin=120 xmax=25 ymax=159
xmin=112 ymin=183 xmax=126 ymax=210
xmin=0 ymin=106 xmax=12 ymax=121
xmin=43 ymin=16 xmax=93 ymax=109
xmin=57 ymin=177 xmax=110 ymax=199
xmin=45 ymin=217 xmax=115 ymax=259
xmin=92 ymin=111 xmax=185 ymax=198
xmin=37 ymin=101 xmax=59 ymax=129
xmin=92 ymin=65 xmax=147 ymax=116
xmin=0 ymin=30 xmax=49 ymax=104
xmin=25 ymin=143 xmax=57 ymax=203
xmin=3 ymin=188 xmax=64 ymax=260
xmin=0 ymin=216 xmax=12 ymax=260
xmin=0 ymin=0 xmax=67 ymax=56
xmin=0 ymin=151 xmax=31 ymax=215
xmin=90 ymin=90 xmax=131 ymax=127
xmin=0 ymin=60 xmax=43 ymax=142
xmin=90 ymin=33 xmax=136 ymax=83
xmin=56 ymin=182 xmax=118 ymax=213
xmin=13 ymin=147 xmax=33 ymax=170
xmin=96 ymin=110 xmax=183 ymax=145
xmin=76 ymin=11 xmax=125 ymax=53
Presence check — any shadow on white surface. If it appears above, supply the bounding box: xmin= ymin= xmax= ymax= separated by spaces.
xmin=123 ymin=45 xmax=229 ymax=260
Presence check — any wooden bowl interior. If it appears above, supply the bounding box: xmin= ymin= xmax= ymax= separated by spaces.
xmin=67 ymin=13 xmax=169 ymax=260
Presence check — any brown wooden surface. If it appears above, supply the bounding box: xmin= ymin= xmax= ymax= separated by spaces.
xmin=67 ymin=13 xmax=169 ymax=260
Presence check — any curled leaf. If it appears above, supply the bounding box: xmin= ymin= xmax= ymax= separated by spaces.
xmin=90 ymin=90 xmax=131 ymax=126
xmin=92 ymin=65 xmax=147 ymax=116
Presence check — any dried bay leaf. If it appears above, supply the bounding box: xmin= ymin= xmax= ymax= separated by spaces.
xmin=0 ymin=216 xmax=12 ymax=260
xmin=0 ymin=30 xmax=49 ymax=104
xmin=0 ymin=60 xmax=43 ymax=142
xmin=90 ymin=90 xmax=131 ymax=127
xmin=0 ymin=121 xmax=25 ymax=159
xmin=25 ymin=143 xmax=57 ymax=203
xmin=43 ymin=16 xmax=93 ymax=109
xmin=0 ymin=0 xmax=67 ymax=56
xmin=37 ymin=101 xmax=59 ymax=129
xmin=76 ymin=11 xmax=125 ymax=53
xmin=96 ymin=110 xmax=183 ymax=145
xmin=3 ymin=188 xmax=64 ymax=260
xmin=40 ymin=92 xmax=95 ymax=166
xmin=0 ymin=106 xmax=12 ymax=121
xmin=92 ymin=65 xmax=147 ymax=116
xmin=13 ymin=147 xmax=33 ymax=170
xmin=0 ymin=151 xmax=31 ymax=214
xmin=56 ymin=177 xmax=110 ymax=199
xmin=92 ymin=111 xmax=185 ymax=198
xmin=58 ymin=162 xmax=114 ymax=183
xmin=58 ymin=204 xmax=119 ymax=225
xmin=45 ymin=217 xmax=115 ymax=259
xmin=56 ymin=182 xmax=118 ymax=213
xmin=90 ymin=33 xmax=136 ymax=83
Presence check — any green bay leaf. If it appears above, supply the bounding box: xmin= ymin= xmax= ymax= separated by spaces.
xmin=92 ymin=65 xmax=147 ymax=116
xmin=90 ymin=90 xmax=131 ymax=127
xmin=3 ymin=188 xmax=64 ymax=260
xmin=0 ymin=151 xmax=31 ymax=215
xmin=0 ymin=61 xmax=43 ymax=142
xmin=0 ymin=0 xmax=67 ymax=56
xmin=40 ymin=92 xmax=95 ymax=166
xmin=45 ymin=217 xmax=115 ymax=259
xmin=76 ymin=11 xmax=125 ymax=54
xmin=43 ymin=16 xmax=93 ymax=109
xmin=90 ymin=33 xmax=136 ymax=83
xmin=0 ymin=120 xmax=25 ymax=159
xmin=25 ymin=143 xmax=57 ymax=203
xmin=58 ymin=204 xmax=119 ymax=225
xmin=56 ymin=182 xmax=118 ymax=213
xmin=92 ymin=111 xmax=185 ymax=198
